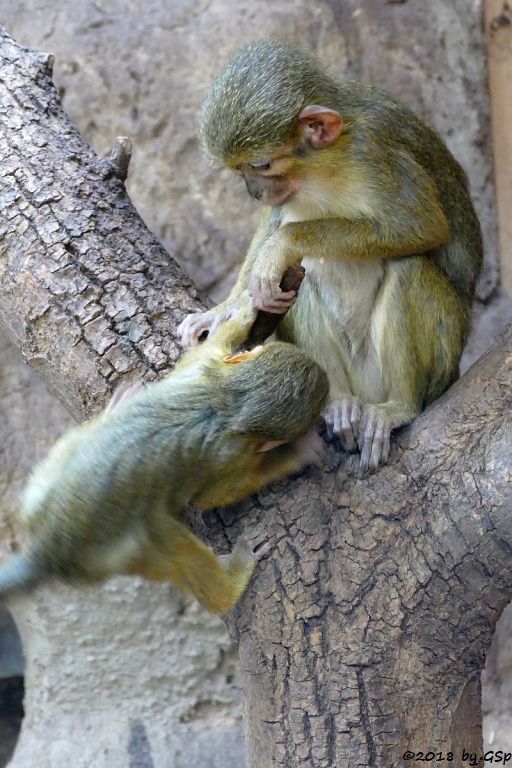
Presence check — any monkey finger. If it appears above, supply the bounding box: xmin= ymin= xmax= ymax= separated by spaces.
xmin=340 ymin=398 xmax=357 ymax=451
xmin=323 ymin=406 xmax=338 ymax=442
xmin=368 ymin=422 xmax=387 ymax=472
xmin=330 ymin=405 xmax=343 ymax=437
xmin=358 ymin=435 xmax=372 ymax=475
xmin=278 ymin=289 xmax=297 ymax=302
xmin=255 ymin=300 xmax=292 ymax=314
xmin=258 ymin=292 xmax=296 ymax=313
xmin=261 ymin=277 xmax=281 ymax=307
xmin=358 ymin=407 xmax=391 ymax=473
xmin=358 ymin=407 xmax=378 ymax=473
xmin=324 ymin=397 xmax=360 ymax=451
xmin=357 ymin=406 xmax=376 ymax=453
xmin=248 ymin=279 xmax=265 ymax=309
xmin=209 ymin=314 xmax=225 ymax=334
xmin=381 ymin=430 xmax=391 ymax=465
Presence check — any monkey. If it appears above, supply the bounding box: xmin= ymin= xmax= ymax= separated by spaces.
xmin=179 ymin=40 xmax=483 ymax=473
xmin=0 ymin=303 xmax=329 ymax=614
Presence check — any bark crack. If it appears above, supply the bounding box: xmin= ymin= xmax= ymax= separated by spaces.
xmin=356 ymin=668 xmax=377 ymax=767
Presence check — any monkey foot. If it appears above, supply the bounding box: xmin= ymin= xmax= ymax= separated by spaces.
xmin=357 ymin=405 xmax=391 ymax=474
xmin=236 ymin=524 xmax=271 ymax=563
xmin=323 ymin=396 xmax=362 ymax=451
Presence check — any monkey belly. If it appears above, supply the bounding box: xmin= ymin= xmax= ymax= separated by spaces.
xmin=278 ymin=259 xmax=388 ymax=403
xmin=278 ymin=257 xmax=464 ymax=408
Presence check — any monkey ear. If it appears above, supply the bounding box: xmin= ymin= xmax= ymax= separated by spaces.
xmin=298 ymin=105 xmax=344 ymax=149
xmin=255 ymin=438 xmax=289 ymax=453
xmin=223 ymin=351 xmax=253 ymax=364
xmin=223 ymin=345 xmax=264 ymax=364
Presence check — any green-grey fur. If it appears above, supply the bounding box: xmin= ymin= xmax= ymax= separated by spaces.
xmin=201 ymin=41 xmax=339 ymax=160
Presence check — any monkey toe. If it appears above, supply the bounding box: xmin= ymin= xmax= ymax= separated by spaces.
xmin=358 ymin=406 xmax=391 ymax=474
xmin=324 ymin=397 xmax=361 ymax=451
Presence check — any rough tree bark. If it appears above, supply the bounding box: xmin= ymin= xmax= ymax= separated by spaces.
xmin=0 ymin=27 xmax=511 ymax=768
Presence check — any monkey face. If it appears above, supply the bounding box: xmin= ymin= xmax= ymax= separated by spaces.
xmin=237 ymin=157 xmax=299 ymax=206
xmin=233 ymin=105 xmax=344 ymax=208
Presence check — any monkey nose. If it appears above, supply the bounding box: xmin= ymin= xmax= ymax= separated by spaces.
xmin=245 ymin=178 xmax=264 ymax=200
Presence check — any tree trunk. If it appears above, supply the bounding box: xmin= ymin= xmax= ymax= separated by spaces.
xmin=228 ymin=331 xmax=511 ymax=766
xmin=0 ymin=26 xmax=511 ymax=768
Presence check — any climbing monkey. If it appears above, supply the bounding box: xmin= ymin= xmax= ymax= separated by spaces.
xmin=0 ymin=303 xmax=328 ymax=614
xmin=179 ymin=41 xmax=483 ymax=472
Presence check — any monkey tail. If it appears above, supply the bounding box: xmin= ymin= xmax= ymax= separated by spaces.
xmin=0 ymin=553 xmax=43 ymax=597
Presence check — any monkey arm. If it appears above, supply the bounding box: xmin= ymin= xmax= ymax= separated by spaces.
xmin=261 ymin=171 xmax=449 ymax=268
xmin=227 ymin=207 xmax=280 ymax=296
xmin=178 ymin=208 xmax=289 ymax=344
xmin=247 ymin=146 xmax=449 ymax=308
xmin=279 ymin=204 xmax=449 ymax=263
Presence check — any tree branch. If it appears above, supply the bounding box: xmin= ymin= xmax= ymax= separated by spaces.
xmin=0 ymin=27 xmax=207 ymax=420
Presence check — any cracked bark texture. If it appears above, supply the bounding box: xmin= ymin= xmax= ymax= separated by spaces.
xmin=0 ymin=23 xmax=511 ymax=768
xmin=0 ymin=30 xmax=207 ymax=421
xmin=222 ymin=330 xmax=511 ymax=766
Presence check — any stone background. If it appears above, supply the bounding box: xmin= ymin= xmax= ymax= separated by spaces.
xmin=0 ymin=0 xmax=511 ymax=765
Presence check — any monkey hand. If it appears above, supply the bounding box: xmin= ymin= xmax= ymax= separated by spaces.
xmin=178 ymin=308 xmax=218 ymax=346
xmin=231 ymin=524 xmax=271 ymax=566
xmin=323 ymin=396 xmax=362 ymax=451
xmin=178 ymin=295 xmax=256 ymax=347
xmin=357 ymin=404 xmax=391 ymax=474
xmin=249 ymin=262 xmax=297 ymax=315
xmin=293 ymin=430 xmax=326 ymax=468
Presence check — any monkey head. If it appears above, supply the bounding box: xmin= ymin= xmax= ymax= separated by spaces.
xmin=200 ymin=41 xmax=345 ymax=207
xmin=212 ymin=340 xmax=329 ymax=444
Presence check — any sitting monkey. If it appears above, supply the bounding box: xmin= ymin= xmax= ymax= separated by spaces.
xmin=179 ymin=41 xmax=482 ymax=472
xmin=0 ymin=308 xmax=328 ymax=614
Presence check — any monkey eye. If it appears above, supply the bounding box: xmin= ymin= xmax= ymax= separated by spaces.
xmin=248 ymin=160 xmax=274 ymax=172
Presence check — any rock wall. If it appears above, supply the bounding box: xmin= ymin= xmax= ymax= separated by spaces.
xmin=3 ymin=0 xmax=498 ymax=300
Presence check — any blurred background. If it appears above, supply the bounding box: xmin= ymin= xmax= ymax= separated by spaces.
xmin=0 ymin=1 xmax=511 ymax=765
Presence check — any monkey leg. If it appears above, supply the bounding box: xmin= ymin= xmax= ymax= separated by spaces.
xmin=134 ymin=518 xmax=265 ymax=614
xmin=356 ymin=260 xmax=466 ymax=473
xmin=278 ymin=290 xmax=361 ymax=451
